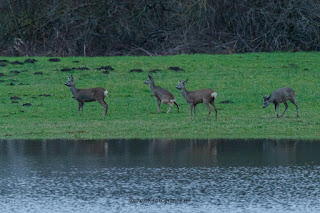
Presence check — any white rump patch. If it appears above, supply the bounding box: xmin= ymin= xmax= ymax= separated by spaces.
xmin=170 ymin=99 xmax=176 ymax=103
xmin=211 ymin=92 xmax=217 ymax=98
xmin=104 ymin=90 xmax=108 ymax=96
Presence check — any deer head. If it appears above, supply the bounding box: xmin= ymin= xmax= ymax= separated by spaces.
xmin=176 ymin=79 xmax=188 ymax=90
xmin=65 ymin=75 xmax=74 ymax=87
xmin=262 ymin=94 xmax=272 ymax=108
xmin=144 ymin=75 xmax=154 ymax=85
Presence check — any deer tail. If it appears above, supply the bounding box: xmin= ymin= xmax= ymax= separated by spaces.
xmin=104 ymin=90 xmax=108 ymax=96
xmin=211 ymin=92 xmax=217 ymax=98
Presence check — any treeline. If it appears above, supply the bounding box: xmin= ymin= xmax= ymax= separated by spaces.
xmin=1 ymin=0 xmax=320 ymax=56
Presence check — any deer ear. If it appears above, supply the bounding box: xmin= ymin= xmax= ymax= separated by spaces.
xmin=261 ymin=94 xmax=265 ymax=98
xmin=148 ymin=74 xmax=152 ymax=79
xmin=184 ymin=79 xmax=188 ymax=84
xmin=178 ymin=79 xmax=182 ymax=83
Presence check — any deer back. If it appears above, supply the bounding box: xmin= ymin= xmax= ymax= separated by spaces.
xmin=188 ymin=89 xmax=215 ymax=104
xmin=153 ymin=86 xmax=175 ymax=101
xmin=75 ymin=87 xmax=106 ymax=102
xmin=270 ymin=87 xmax=295 ymax=103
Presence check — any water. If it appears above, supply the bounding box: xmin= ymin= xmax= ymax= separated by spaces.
xmin=1 ymin=139 xmax=320 ymax=213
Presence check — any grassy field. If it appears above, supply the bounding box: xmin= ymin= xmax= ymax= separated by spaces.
xmin=0 ymin=52 xmax=319 ymax=140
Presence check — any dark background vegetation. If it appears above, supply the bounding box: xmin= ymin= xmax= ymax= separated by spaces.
xmin=1 ymin=0 xmax=320 ymax=56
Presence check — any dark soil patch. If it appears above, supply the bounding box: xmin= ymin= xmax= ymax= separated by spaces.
xmin=96 ymin=66 xmax=114 ymax=71
xmin=24 ymin=59 xmax=37 ymax=63
xmin=72 ymin=67 xmax=89 ymax=70
xmin=290 ymin=63 xmax=297 ymax=68
xmin=219 ymin=100 xmax=234 ymax=104
xmin=22 ymin=103 xmax=32 ymax=107
xmin=11 ymin=101 xmax=19 ymax=104
xmin=0 ymin=63 xmax=7 ymax=67
xmin=73 ymin=61 xmax=80 ymax=63
xmin=0 ymin=80 xmax=4 ymax=83
xmin=149 ymin=69 xmax=161 ymax=73
xmin=10 ymin=96 xmax=21 ymax=100
xmin=49 ymin=58 xmax=61 ymax=62
xmin=129 ymin=69 xmax=143 ymax=73
xmin=11 ymin=61 xmax=24 ymax=65
xmin=102 ymin=70 xmax=110 ymax=74
xmin=10 ymin=70 xmax=20 ymax=74
xmin=169 ymin=66 xmax=185 ymax=72
xmin=34 ymin=72 xmax=43 ymax=75
xmin=0 ymin=60 xmax=9 ymax=63
xmin=304 ymin=68 xmax=309 ymax=71
xmin=0 ymin=73 xmax=5 ymax=77
xmin=7 ymin=83 xmax=15 ymax=86
xmin=66 ymin=130 xmax=86 ymax=134
xmin=39 ymin=94 xmax=51 ymax=97
xmin=61 ymin=68 xmax=72 ymax=72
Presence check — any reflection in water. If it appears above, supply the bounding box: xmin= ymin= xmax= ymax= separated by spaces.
xmin=1 ymin=139 xmax=320 ymax=212
xmin=1 ymin=138 xmax=311 ymax=166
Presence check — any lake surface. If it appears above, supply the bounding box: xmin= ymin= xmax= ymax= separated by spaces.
xmin=1 ymin=139 xmax=320 ymax=213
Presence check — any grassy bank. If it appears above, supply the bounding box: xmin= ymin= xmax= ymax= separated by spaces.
xmin=0 ymin=52 xmax=319 ymax=140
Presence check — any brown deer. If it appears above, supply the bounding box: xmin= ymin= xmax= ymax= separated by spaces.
xmin=176 ymin=79 xmax=217 ymax=121
xmin=262 ymin=87 xmax=299 ymax=118
xmin=65 ymin=75 xmax=108 ymax=116
xmin=144 ymin=75 xmax=179 ymax=113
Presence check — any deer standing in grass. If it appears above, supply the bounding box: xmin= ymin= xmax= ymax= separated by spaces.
xmin=176 ymin=79 xmax=217 ymax=121
xmin=262 ymin=87 xmax=299 ymax=118
xmin=144 ymin=75 xmax=179 ymax=114
xmin=65 ymin=75 xmax=108 ymax=116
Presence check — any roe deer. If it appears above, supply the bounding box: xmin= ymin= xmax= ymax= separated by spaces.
xmin=176 ymin=79 xmax=217 ymax=121
xmin=65 ymin=75 xmax=108 ymax=116
xmin=144 ymin=75 xmax=179 ymax=113
xmin=262 ymin=87 xmax=299 ymax=118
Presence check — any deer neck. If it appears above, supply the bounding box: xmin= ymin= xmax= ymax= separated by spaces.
xmin=69 ymin=84 xmax=78 ymax=97
xmin=268 ymin=94 xmax=275 ymax=103
xmin=149 ymin=81 xmax=156 ymax=91
xmin=181 ymin=87 xmax=190 ymax=102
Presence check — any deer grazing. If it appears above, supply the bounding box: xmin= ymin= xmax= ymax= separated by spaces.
xmin=65 ymin=75 xmax=108 ymax=116
xmin=144 ymin=75 xmax=179 ymax=113
xmin=262 ymin=87 xmax=299 ymax=118
xmin=176 ymin=79 xmax=217 ymax=121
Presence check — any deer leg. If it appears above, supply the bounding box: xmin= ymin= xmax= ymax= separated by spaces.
xmin=157 ymin=99 xmax=161 ymax=113
xmin=280 ymin=102 xmax=288 ymax=118
xmin=81 ymin=104 xmax=84 ymax=115
xmin=190 ymin=104 xmax=193 ymax=120
xmin=174 ymin=101 xmax=180 ymax=113
xmin=290 ymin=99 xmax=299 ymax=117
xmin=275 ymin=102 xmax=280 ymax=118
xmin=166 ymin=103 xmax=173 ymax=114
xmin=103 ymin=101 xmax=108 ymax=116
xmin=97 ymin=99 xmax=108 ymax=116
xmin=205 ymin=103 xmax=212 ymax=121
xmin=194 ymin=105 xmax=197 ymax=120
xmin=210 ymin=101 xmax=218 ymax=120
xmin=78 ymin=101 xmax=84 ymax=115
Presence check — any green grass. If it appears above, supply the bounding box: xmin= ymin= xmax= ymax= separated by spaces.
xmin=0 ymin=52 xmax=319 ymax=140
